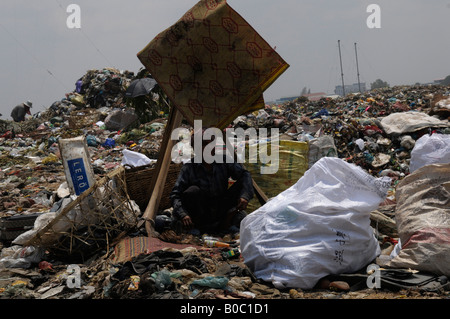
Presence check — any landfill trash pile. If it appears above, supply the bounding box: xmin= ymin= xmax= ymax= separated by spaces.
xmin=71 ymin=67 xmax=134 ymax=110
xmin=1 ymin=74 xmax=450 ymax=299
xmin=234 ymin=85 xmax=450 ymax=174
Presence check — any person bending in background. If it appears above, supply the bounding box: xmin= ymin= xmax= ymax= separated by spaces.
xmin=11 ymin=100 xmax=32 ymax=122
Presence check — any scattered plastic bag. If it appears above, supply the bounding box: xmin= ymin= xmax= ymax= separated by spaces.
xmin=152 ymin=269 xmax=180 ymax=291
xmin=307 ymin=135 xmax=337 ymax=168
xmin=240 ymin=157 xmax=391 ymax=289
xmin=86 ymin=135 xmax=98 ymax=146
xmin=0 ymin=245 xmax=45 ymax=268
xmin=409 ymin=134 xmax=450 ymax=173
xmin=102 ymin=138 xmax=116 ymax=148
xmin=310 ymin=108 xmax=329 ymax=119
xmin=171 ymin=139 xmax=193 ymax=164
xmin=121 ymin=149 xmax=155 ymax=168
xmin=355 ymin=138 xmax=365 ymax=151
xmin=191 ymin=276 xmax=229 ymax=289
xmin=379 ymin=163 xmax=450 ymax=276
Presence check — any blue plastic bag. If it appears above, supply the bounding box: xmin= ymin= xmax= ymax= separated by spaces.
xmin=102 ymin=138 xmax=115 ymax=148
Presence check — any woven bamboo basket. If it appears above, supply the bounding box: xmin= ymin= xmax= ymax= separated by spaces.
xmin=23 ymin=166 xmax=139 ymax=261
xmin=68 ymin=108 xmax=102 ymax=129
xmin=124 ymin=162 xmax=183 ymax=211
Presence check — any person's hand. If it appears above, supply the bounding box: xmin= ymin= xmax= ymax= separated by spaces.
xmin=182 ymin=215 xmax=194 ymax=228
xmin=237 ymin=198 xmax=248 ymax=211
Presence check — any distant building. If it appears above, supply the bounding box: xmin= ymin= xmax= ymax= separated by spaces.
xmin=302 ymin=92 xmax=327 ymax=101
xmin=275 ymin=96 xmax=298 ymax=103
xmin=335 ymin=83 xmax=366 ymax=96
xmin=275 ymin=92 xmax=327 ymax=103
xmin=417 ymin=79 xmax=444 ymax=86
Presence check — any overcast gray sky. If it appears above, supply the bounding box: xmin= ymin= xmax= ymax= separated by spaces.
xmin=1 ymin=0 xmax=450 ymax=118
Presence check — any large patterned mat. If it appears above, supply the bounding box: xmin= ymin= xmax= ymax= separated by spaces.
xmin=138 ymin=0 xmax=289 ymax=129
xmin=111 ymin=236 xmax=202 ymax=264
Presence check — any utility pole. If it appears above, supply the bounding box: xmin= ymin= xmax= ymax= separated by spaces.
xmin=354 ymin=42 xmax=362 ymax=93
xmin=338 ymin=40 xmax=345 ymax=96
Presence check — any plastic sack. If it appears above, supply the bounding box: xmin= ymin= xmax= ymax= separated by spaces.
xmin=409 ymin=134 xmax=450 ymax=173
xmin=13 ymin=193 xmax=108 ymax=247
xmin=13 ymin=199 xmax=74 ymax=246
xmin=240 ymin=157 xmax=391 ymax=289
xmin=245 ymin=139 xmax=309 ymax=198
xmin=379 ymin=163 xmax=450 ymax=276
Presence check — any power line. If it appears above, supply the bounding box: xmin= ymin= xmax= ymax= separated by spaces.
xmin=0 ymin=22 xmax=70 ymax=91
xmin=54 ymin=0 xmax=116 ymax=68
xmin=78 ymin=28 xmax=116 ymax=68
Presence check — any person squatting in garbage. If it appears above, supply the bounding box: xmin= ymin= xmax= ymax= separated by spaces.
xmin=11 ymin=100 xmax=32 ymax=122
xmin=170 ymin=129 xmax=254 ymax=234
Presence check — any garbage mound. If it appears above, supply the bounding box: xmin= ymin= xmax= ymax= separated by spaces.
xmin=1 ymin=76 xmax=450 ymax=299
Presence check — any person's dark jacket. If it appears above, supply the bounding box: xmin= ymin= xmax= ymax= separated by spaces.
xmin=11 ymin=104 xmax=29 ymax=122
xmin=170 ymin=157 xmax=254 ymax=221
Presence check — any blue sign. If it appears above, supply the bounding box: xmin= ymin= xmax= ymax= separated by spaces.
xmin=67 ymin=158 xmax=90 ymax=195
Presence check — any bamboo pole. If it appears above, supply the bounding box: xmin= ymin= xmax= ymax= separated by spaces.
xmin=141 ymin=107 xmax=183 ymax=236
